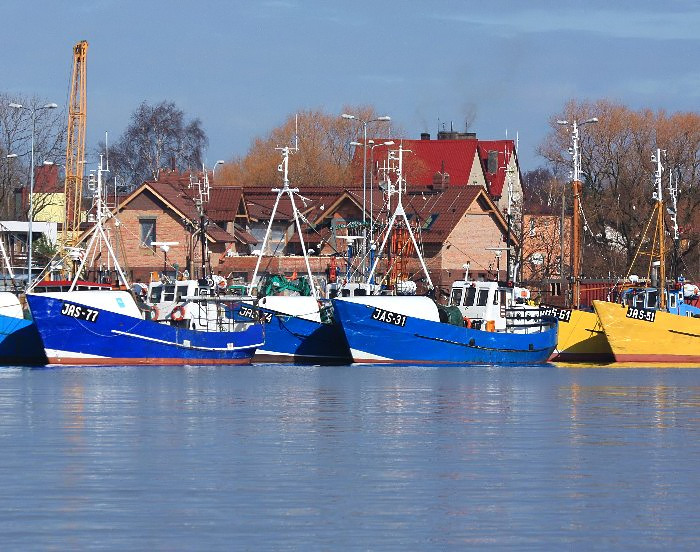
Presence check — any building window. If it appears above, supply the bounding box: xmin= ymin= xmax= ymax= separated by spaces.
xmin=140 ymin=218 xmax=156 ymax=246
xmin=529 ymin=219 xmax=536 ymax=237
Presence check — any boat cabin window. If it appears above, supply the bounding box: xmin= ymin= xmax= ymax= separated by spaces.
xmin=500 ymin=290 xmax=507 ymax=307
xmin=464 ymin=286 xmax=476 ymax=307
xmin=669 ymin=293 xmax=677 ymax=309
xmin=176 ymin=285 xmax=188 ymax=302
xmin=632 ymin=294 xmax=645 ymax=309
xmin=163 ymin=284 xmax=176 ymax=302
xmin=354 ymin=288 xmax=367 ymax=296
xmin=646 ymin=290 xmax=658 ymax=309
xmin=341 ymin=289 xmax=351 ymax=297
xmin=450 ymin=288 xmax=463 ymax=307
xmin=493 ymin=290 xmax=499 ymax=305
xmin=477 ymin=289 xmax=489 ymax=307
xmin=149 ymin=285 xmax=162 ymax=303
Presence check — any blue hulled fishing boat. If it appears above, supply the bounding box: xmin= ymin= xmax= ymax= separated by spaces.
xmin=27 ymin=287 xmax=263 ymax=365
xmin=331 ymin=144 xmax=558 ymax=365
xmin=333 ymin=293 xmax=557 ymax=364
xmin=27 ymin=158 xmax=264 ymax=366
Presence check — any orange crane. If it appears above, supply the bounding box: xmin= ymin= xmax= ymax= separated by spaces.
xmin=62 ymin=40 xmax=88 ymax=250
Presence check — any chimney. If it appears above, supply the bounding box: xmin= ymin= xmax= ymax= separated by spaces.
xmin=432 ymin=161 xmax=450 ymax=190
xmin=420 ymin=132 xmax=430 ymax=140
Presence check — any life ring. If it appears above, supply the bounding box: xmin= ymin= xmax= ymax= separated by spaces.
xmin=463 ymin=317 xmax=471 ymax=329
xmin=170 ymin=305 xmax=186 ymax=321
xmin=150 ymin=305 xmax=160 ymax=320
xmin=217 ymin=279 xmax=227 ymax=291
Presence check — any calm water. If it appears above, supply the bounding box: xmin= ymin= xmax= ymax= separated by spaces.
xmin=1 ymin=364 xmax=700 ymax=550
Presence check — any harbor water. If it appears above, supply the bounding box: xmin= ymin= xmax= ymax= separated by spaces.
xmin=1 ymin=363 xmax=699 ymax=549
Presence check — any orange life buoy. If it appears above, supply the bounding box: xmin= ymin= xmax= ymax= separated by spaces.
xmin=463 ymin=317 xmax=471 ymax=329
xmin=170 ymin=305 xmax=186 ymax=321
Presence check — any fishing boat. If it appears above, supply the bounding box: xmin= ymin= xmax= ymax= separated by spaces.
xmin=235 ymin=145 xmax=351 ymax=364
xmin=594 ymin=286 xmax=700 ymax=363
xmin=593 ymin=149 xmax=700 ymax=363
xmin=26 ymin=158 xmax=263 ymax=366
xmin=332 ymin=144 xmax=558 ymax=364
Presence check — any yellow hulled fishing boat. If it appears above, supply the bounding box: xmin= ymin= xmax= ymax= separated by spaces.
xmin=594 ymin=299 xmax=700 ymax=363
xmin=550 ymin=308 xmax=613 ymax=362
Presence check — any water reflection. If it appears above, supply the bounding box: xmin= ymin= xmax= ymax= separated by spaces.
xmin=0 ymin=365 xmax=698 ymax=548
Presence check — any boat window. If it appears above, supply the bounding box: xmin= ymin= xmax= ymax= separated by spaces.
xmin=342 ymin=289 xmax=351 ymax=297
xmin=355 ymin=288 xmax=367 ymax=296
xmin=493 ymin=290 xmax=499 ymax=305
xmin=646 ymin=290 xmax=658 ymax=309
xmin=464 ymin=286 xmax=476 ymax=306
xmin=149 ymin=286 xmax=162 ymax=303
xmin=669 ymin=293 xmax=677 ymax=309
xmin=477 ymin=289 xmax=489 ymax=307
xmin=176 ymin=285 xmax=188 ymax=302
xmin=450 ymin=288 xmax=463 ymax=307
xmin=163 ymin=284 xmax=176 ymax=302
xmin=633 ymin=294 xmax=645 ymax=308
xmin=500 ymin=290 xmax=507 ymax=306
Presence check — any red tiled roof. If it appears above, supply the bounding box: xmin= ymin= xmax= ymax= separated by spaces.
xmin=477 ymin=140 xmax=517 ymax=199
xmin=207 ymin=186 xmax=244 ymax=221
xmin=354 ymin=138 xmax=480 ymax=188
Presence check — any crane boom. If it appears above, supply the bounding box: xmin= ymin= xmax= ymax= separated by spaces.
xmin=62 ymin=40 xmax=88 ymax=249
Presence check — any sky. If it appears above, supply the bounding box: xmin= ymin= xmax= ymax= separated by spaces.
xmin=2 ymin=0 xmax=699 ymax=173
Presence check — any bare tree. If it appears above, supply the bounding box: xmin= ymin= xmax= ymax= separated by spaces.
xmin=539 ymin=99 xmax=700 ymax=279
xmin=0 ymin=93 xmax=66 ymax=219
xmin=104 ymin=101 xmax=208 ymax=190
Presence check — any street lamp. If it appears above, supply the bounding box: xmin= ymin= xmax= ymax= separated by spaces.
xmin=9 ymin=101 xmax=58 ymax=286
xmin=557 ymin=116 xmax=598 ymax=309
xmin=341 ymin=113 xmax=391 ymax=276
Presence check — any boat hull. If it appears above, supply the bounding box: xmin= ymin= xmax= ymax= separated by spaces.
xmin=333 ymin=298 xmax=558 ymax=365
xmin=0 ymin=313 xmax=48 ymax=365
xmin=550 ymin=308 xmax=614 ymax=362
xmin=593 ymin=300 xmax=700 ymax=363
xmin=27 ymin=294 xmax=263 ymax=366
xmin=234 ymin=303 xmax=351 ymax=364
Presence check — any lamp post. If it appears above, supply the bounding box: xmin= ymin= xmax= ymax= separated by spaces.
xmin=9 ymin=101 xmax=58 ymax=286
xmin=557 ymin=116 xmax=598 ymax=309
xmin=341 ymin=113 xmax=391 ymax=275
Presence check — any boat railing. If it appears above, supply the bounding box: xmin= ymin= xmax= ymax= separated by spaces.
xmin=505 ymin=307 xmax=558 ymax=333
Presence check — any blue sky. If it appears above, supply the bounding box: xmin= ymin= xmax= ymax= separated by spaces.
xmin=2 ymin=0 xmax=698 ymax=172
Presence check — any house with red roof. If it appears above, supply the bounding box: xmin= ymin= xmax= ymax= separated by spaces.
xmin=92 ymin=170 xmax=256 ymax=282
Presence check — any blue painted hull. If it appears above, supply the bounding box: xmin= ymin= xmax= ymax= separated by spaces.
xmin=0 ymin=313 xmax=47 ymax=366
xmin=27 ymin=294 xmax=263 ymax=366
xmin=233 ymin=303 xmax=351 ymax=363
xmin=333 ymin=299 xmax=558 ymax=365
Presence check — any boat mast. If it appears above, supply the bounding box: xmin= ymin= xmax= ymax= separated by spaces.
xmin=652 ymin=148 xmax=667 ymax=310
xmin=667 ymin=166 xmax=680 ymax=282
xmin=65 ymin=155 xmax=129 ymax=292
xmin=558 ymin=116 xmax=598 ymax=309
xmin=366 ymin=144 xmax=434 ymax=290
xmin=248 ymin=145 xmax=318 ymax=299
